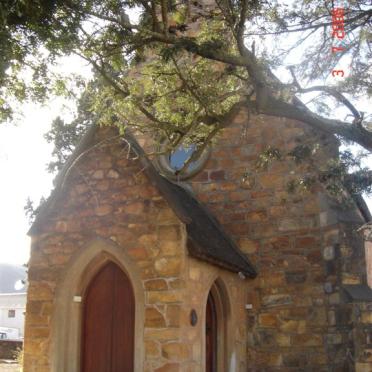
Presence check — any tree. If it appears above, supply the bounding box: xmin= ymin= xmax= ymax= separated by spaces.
xmin=3 ymin=1 xmax=372 ymax=189
xmin=0 ymin=0 xmax=86 ymax=120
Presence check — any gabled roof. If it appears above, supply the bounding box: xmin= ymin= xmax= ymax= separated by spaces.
xmin=30 ymin=125 xmax=257 ymax=278
xmin=127 ymin=132 xmax=257 ymax=277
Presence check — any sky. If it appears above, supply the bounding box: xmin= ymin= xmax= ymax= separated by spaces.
xmin=0 ymin=105 xmax=54 ymax=264
xmin=0 ymin=56 xmax=92 ymax=265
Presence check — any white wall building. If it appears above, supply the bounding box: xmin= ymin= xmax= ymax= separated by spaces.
xmin=0 ymin=264 xmax=27 ymax=339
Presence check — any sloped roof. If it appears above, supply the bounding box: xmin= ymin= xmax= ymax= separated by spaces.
xmin=127 ymin=132 xmax=257 ymax=277
xmin=0 ymin=264 xmax=27 ymax=294
xmin=30 ymin=125 xmax=257 ymax=278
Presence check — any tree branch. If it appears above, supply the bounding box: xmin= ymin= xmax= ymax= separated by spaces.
xmin=259 ymin=95 xmax=372 ymax=152
xmin=288 ymin=66 xmax=361 ymax=120
xmin=160 ymin=0 xmax=169 ymax=36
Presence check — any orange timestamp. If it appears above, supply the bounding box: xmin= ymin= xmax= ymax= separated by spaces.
xmin=331 ymin=7 xmax=346 ymax=77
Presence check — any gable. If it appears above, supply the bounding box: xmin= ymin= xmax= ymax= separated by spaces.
xmin=30 ymin=124 xmax=256 ymax=277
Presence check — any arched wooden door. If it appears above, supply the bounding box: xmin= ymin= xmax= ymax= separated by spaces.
xmin=206 ymin=291 xmax=217 ymax=372
xmin=81 ymin=262 xmax=135 ymax=372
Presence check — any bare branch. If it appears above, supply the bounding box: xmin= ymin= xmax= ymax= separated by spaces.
xmin=245 ymin=9 xmax=372 ymax=36
xmin=288 ymin=66 xmax=361 ymax=120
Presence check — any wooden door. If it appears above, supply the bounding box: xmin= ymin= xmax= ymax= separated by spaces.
xmin=81 ymin=262 xmax=135 ymax=372
xmin=206 ymin=292 xmax=217 ymax=372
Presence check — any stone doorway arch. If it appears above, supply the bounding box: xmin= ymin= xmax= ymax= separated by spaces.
xmin=50 ymin=238 xmax=144 ymax=372
xmin=205 ymin=278 xmax=231 ymax=372
xmin=81 ymin=261 xmax=135 ymax=372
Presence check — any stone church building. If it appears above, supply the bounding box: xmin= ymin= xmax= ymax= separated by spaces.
xmin=22 ymin=104 xmax=372 ymax=371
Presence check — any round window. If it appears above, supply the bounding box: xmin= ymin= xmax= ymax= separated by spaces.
xmin=156 ymin=140 xmax=210 ymax=180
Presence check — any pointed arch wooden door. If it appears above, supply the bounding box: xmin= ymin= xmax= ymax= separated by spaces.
xmin=206 ymin=291 xmax=217 ymax=372
xmin=81 ymin=262 xmax=135 ymax=372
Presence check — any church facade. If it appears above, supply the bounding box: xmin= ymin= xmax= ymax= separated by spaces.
xmin=23 ymin=108 xmax=372 ymax=371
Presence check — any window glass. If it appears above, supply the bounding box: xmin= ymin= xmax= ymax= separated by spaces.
xmin=8 ymin=309 xmax=15 ymax=318
xmin=157 ymin=140 xmax=210 ymax=180
xmin=169 ymin=144 xmax=198 ymax=172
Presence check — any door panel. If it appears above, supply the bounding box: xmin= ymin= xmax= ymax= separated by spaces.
xmin=206 ymin=292 xmax=217 ymax=372
xmin=111 ymin=266 xmax=135 ymax=371
xmin=82 ymin=262 xmax=134 ymax=372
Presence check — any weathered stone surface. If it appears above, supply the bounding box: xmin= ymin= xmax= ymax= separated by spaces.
xmin=280 ymin=320 xmax=306 ymax=334
xmin=162 ymin=343 xmax=190 ymax=360
xmin=145 ymin=340 xmax=161 ymax=357
xmin=145 ymin=279 xmax=168 ymax=291
xmin=147 ymin=291 xmax=181 ymax=304
xmin=166 ymin=305 xmax=181 ymax=327
xmin=361 ymin=312 xmax=372 ymax=324
xmin=154 ymin=363 xmax=180 ymax=372
xmin=107 ymin=169 xmax=120 ymax=178
xmin=145 ymin=307 xmax=166 ymax=328
xmin=258 ymin=313 xmax=278 ymax=328
xmin=24 ymin=113 xmax=370 ymax=372
xmin=154 ymin=258 xmax=181 ymax=277
xmin=285 ymin=271 xmax=307 ymax=284
xmin=262 ymin=294 xmax=293 ymax=308
xmin=238 ymin=238 xmax=259 ymax=254
xmin=94 ymin=204 xmax=113 ymax=216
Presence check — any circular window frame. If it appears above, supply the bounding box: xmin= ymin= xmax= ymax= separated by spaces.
xmin=155 ymin=139 xmax=211 ymax=180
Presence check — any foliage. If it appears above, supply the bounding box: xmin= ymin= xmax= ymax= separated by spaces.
xmin=257 ymin=144 xmax=372 ymax=203
xmin=2 ymin=0 xmax=372 ymax=194
xmin=24 ymin=196 xmax=46 ymax=224
xmin=13 ymin=347 xmax=23 ymax=369
xmin=43 ymin=80 xmax=100 ymax=172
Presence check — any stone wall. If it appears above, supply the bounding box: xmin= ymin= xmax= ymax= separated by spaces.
xmin=185 ymin=109 xmax=370 ymax=371
xmin=23 ymin=127 xmax=246 ymax=372
xmin=23 ymin=109 xmax=371 ymax=371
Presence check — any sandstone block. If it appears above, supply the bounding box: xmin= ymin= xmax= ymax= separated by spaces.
xmin=107 ymin=169 xmax=120 ymax=178
xmin=94 ymin=204 xmax=113 ymax=216
xmin=262 ymin=294 xmax=292 ymax=308
xmin=342 ymin=273 xmax=361 ymax=285
xmin=127 ymin=246 xmax=148 ymax=260
xmin=209 ymin=170 xmax=225 ymax=180
xmin=276 ymin=333 xmax=291 ymax=347
xmin=123 ymin=201 xmax=144 ymax=214
xmin=325 ymin=333 xmax=343 ymax=344
xmin=161 ymin=241 xmax=179 ymax=256
xmin=361 ymin=312 xmax=372 ymax=324
xmin=145 ymin=328 xmax=179 ymax=341
xmin=278 ymin=219 xmax=298 ymax=231
xmin=239 ymin=239 xmax=259 ymax=254
xmin=280 ymin=320 xmax=306 ymax=334
xmin=259 ymin=173 xmax=282 ymax=188
xmin=145 ymin=307 xmax=166 ymax=328
xmin=292 ymin=333 xmax=323 ymax=346
xmin=27 ymin=283 xmax=53 ymax=301
xmin=154 ymin=363 xmax=180 ymax=372
xmin=139 ymin=234 xmax=157 ymax=247
xmin=285 ymin=271 xmax=307 ymax=284
xmin=145 ymin=340 xmax=161 ymax=357
xmin=356 ymin=363 xmax=372 ymax=372
xmin=162 ymin=342 xmax=190 ymax=360
xmin=258 ymin=313 xmax=278 ymax=328
xmin=155 ymin=257 xmax=181 ymax=277
xmin=166 ymin=305 xmax=181 ymax=327
xmin=147 ymin=291 xmax=181 ymax=304
xmin=157 ymin=225 xmax=181 ymax=241
xmin=92 ymin=170 xmax=104 ymax=179
xmin=28 ymin=327 xmax=50 ymax=338
xmin=145 ymin=279 xmax=168 ymax=291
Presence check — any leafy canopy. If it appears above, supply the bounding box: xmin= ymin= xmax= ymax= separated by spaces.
xmin=2 ymin=0 xmax=372 ymax=194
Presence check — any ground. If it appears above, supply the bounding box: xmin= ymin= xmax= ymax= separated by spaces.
xmin=0 ymin=360 xmax=20 ymax=371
